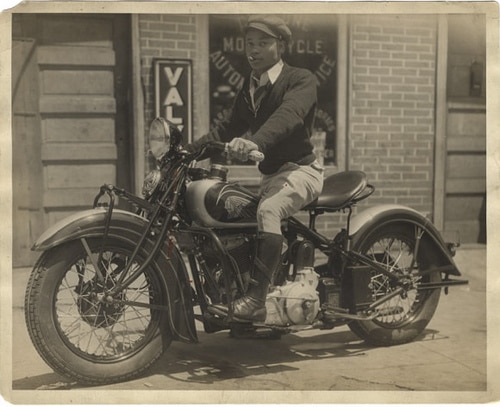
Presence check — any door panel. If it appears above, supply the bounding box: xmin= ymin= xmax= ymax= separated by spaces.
xmin=12 ymin=14 xmax=131 ymax=267
xmin=443 ymin=15 xmax=486 ymax=244
xmin=12 ymin=36 xmax=44 ymax=266
xmin=40 ymin=15 xmax=114 ymax=47
xmin=43 ymin=117 xmax=115 ymax=143
xmin=447 ymin=155 xmax=486 ymax=179
xmin=444 ymin=103 xmax=486 ymax=243
xmin=42 ymin=70 xmax=114 ymax=95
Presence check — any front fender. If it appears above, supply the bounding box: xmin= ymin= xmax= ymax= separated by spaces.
xmin=350 ymin=204 xmax=461 ymax=276
xmin=32 ymin=208 xmax=198 ymax=343
xmin=33 ymin=208 xmax=146 ymax=251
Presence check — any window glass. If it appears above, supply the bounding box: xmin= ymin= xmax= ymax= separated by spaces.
xmin=209 ymin=14 xmax=338 ymax=166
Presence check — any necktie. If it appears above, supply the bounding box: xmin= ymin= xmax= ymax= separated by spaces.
xmin=251 ymin=75 xmax=269 ymax=113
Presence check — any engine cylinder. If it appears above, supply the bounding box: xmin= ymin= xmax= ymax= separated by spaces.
xmin=292 ymin=240 xmax=315 ymax=276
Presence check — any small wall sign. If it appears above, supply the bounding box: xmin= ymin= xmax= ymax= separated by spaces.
xmin=154 ymin=59 xmax=193 ymax=143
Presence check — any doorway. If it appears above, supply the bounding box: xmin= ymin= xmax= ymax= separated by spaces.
xmin=12 ymin=14 xmax=132 ymax=266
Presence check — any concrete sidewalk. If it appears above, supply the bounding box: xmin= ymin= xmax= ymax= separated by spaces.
xmin=10 ymin=243 xmax=489 ymax=401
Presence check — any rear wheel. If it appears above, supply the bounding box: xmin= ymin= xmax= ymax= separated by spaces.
xmin=348 ymin=223 xmax=441 ymax=346
xmin=25 ymin=237 xmax=171 ymax=385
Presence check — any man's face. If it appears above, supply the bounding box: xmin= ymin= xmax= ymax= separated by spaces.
xmin=245 ymin=28 xmax=284 ymax=76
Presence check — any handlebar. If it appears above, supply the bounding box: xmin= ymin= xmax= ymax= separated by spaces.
xmin=209 ymin=141 xmax=265 ymax=162
xmin=248 ymin=150 xmax=265 ymax=162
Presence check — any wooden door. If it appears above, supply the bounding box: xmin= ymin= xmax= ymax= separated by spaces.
xmin=442 ymin=15 xmax=486 ymax=244
xmin=12 ymin=20 xmax=44 ymax=266
xmin=12 ymin=14 xmax=132 ymax=266
xmin=444 ymin=102 xmax=486 ymax=244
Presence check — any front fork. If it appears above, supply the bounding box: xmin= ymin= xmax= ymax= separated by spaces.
xmin=90 ymin=167 xmax=187 ymax=298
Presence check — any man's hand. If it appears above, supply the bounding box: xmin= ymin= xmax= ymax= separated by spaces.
xmin=228 ymin=138 xmax=259 ymax=162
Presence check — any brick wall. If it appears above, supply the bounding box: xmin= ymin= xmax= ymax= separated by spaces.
xmin=137 ymin=14 xmax=439 ymax=239
xmin=349 ymin=15 xmax=437 ymax=217
xmin=138 ymin=14 xmax=207 ymax=170
xmin=299 ymin=15 xmax=438 ymax=237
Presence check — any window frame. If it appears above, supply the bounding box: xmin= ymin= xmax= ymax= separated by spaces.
xmin=205 ymin=15 xmax=348 ymax=185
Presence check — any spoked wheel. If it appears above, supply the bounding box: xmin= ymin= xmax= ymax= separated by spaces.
xmin=348 ymin=223 xmax=442 ymax=346
xmin=25 ymin=237 xmax=171 ymax=385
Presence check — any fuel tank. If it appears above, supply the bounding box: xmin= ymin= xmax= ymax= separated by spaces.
xmin=185 ymin=166 xmax=259 ymax=228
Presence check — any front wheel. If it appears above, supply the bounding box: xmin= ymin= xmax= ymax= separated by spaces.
xmin=347 ymin=223 xmax=442 ymax=346
xmin=24 ymin=237 xmax=171 ymax=385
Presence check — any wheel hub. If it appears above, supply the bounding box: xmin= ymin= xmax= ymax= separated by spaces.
xmin=77 ymin=279 xmax=126 ymax=327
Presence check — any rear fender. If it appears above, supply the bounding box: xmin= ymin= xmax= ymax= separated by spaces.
xmin=33 ymin=208 xmax=198 ymax=343
xmin=349 ymin=204 xmax=461 ymax=276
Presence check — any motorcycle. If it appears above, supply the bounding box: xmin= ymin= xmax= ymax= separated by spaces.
xmin=24 ymin=117 xmax=468 ymax=385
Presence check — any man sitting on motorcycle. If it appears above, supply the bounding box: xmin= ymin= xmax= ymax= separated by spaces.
xmin=187 ymin=15 xmax=324 ymax=322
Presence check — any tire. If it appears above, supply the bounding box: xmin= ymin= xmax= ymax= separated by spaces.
xmin=24 ymin=237 xmax=172 ymax=385
xmin=347 ymin=223 xmax=441 ymax=346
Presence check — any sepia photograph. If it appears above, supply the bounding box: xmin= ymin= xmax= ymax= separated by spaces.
xmin=1 ymin=0 xmax=498 ymax=404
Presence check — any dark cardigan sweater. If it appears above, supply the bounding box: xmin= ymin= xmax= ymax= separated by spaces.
xmin=194 ymin=63 xmax=318 ymax=175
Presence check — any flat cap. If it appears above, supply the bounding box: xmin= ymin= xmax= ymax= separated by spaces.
xmin=245 ymin=15 xmax=292 ymax=42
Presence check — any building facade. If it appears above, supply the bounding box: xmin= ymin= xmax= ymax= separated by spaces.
xmin=12 ymin=9 xmax=488 ymax=267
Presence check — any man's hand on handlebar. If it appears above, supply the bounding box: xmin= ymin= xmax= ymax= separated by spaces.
xmin=227 ymin=138 xmax=260 ymax=162
xmin=184 ymin=139 xmax=264 ymax=162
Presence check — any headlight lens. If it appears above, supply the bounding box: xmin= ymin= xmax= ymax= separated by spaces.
xmin=148 ymin=117 xmax=170 ymax=160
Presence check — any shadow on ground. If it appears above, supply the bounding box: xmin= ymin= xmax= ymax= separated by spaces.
xmin=12 ymin=327 xmax=445 ymax=390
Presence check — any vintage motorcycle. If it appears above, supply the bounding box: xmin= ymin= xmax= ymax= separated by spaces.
xmin=25 ymin=117 xmax=468 ymax=385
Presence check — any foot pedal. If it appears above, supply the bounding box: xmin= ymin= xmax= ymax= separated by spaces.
xmin=207 ymin=304 xmax=228 ymax=318
xmin=229 ymin=324 xmax=282 ymax=340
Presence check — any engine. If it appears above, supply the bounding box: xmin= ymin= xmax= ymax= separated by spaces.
xmin=265 ymin=267 xmax=320 ymax=326
xmin=176 ymin=217 xmax=321 ymax=325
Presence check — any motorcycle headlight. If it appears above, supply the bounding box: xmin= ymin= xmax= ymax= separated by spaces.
xmin=148 ymin=117 xmax=170 ymax=160
xmin=148 ymin=117 xmax=184 ymax=160
xmin=142 ymin=169 xmax=161 ymax=197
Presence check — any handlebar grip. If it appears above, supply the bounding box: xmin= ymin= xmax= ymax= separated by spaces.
xmin=206 ymin=141 xmax=264 ymax=162
xmin=248 ymin=150 xmax=265 ymax=162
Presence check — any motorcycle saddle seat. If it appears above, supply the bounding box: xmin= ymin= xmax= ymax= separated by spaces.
xmin=303 ymin=170 xmax=371 ymax=212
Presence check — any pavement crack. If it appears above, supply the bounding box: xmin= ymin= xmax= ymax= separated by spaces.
xmin=417 ymin=343 xmax=485 ymax=376
xmin=335 ymin=375 xmax=415 ymax=391
xmin=236 ymin=376 xmax=293 ymax=390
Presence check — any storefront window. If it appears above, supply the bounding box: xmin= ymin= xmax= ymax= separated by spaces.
xmin=208 ymin=14 xmax=338 ymax=166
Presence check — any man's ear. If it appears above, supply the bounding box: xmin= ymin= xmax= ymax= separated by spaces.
xmin=278 ymin=39 xmax=286 ymax=55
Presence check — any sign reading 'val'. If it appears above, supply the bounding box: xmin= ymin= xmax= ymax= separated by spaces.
xmin=154 ymin=59 xmax=193 ymax=144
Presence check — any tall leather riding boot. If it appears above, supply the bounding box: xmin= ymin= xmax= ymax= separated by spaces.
xmin=232 ymin=232 xmax=284 ymax=322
